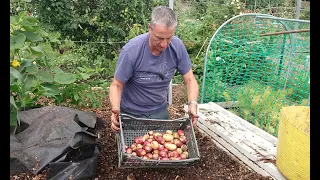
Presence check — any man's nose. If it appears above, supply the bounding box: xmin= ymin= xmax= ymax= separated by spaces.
xmin=160 ymin=41 xmax=167 ymax=48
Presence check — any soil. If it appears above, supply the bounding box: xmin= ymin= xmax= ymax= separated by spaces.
xmin=10 ymin=84 xmax=273 ymax=180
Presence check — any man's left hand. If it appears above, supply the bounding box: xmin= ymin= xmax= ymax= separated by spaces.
xmin=188 ymin=103 xmax=199 ymax=127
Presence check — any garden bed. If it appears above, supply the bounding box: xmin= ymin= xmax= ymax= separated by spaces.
xmin=10 ymin=84 xmax=273 ymax=180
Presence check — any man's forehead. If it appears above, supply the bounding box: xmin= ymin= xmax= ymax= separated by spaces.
xmin=152 ymin=25 xmax=175 ymax=38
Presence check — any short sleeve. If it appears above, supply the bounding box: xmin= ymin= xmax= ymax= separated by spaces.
xmin=115 ymin=50 xmax=133 ymax=83
xmin=176 ymin=41 xmax=192 ymax=75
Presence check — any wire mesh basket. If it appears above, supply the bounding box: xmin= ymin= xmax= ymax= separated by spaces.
xmin=117 ymin=114 xmax=201 ymax=168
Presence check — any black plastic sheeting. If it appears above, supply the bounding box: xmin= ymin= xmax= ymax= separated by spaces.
xmin=10 ymin=106 xmax=100 ymax=180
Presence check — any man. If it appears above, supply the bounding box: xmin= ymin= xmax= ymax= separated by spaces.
xmin=109 ymin=6 xmax=199 ymax=132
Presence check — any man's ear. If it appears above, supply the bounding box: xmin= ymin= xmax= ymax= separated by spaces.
xmin=148 ymin=23 xmax=151 ymax=31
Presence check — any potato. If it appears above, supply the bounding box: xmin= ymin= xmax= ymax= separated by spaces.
xmin=163 ymin=134 xmax=174 ymax=142
xmin=165 ymin=143 xmax=177 ymax=151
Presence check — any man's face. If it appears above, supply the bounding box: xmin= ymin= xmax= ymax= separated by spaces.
xmin=148 ymin=23 xmax=176 ymax=52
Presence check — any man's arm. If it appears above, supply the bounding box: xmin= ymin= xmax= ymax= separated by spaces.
xmin=109 ymin=76 xmax=124 ymax=131
xmin=182 ymin=68 xmax=199 ymax=126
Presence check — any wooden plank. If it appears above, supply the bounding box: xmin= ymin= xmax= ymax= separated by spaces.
xmin=197 ymin=122 xmax=272 ymax=178
xmin=200 ymin=108 xmax=277 ymax=156
xmin=206 ymin=102 xmax=279 ymax=145
xmin=191 ymin=103 xmax=287 ymax=180
xmin=198 ymin=115 xmax=259 ymax=161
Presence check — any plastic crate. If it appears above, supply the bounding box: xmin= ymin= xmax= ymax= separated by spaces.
xmin=117 ymin=114 xmax=201 ymax=168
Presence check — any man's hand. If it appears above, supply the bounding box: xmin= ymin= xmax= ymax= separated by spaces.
xmin=111 ymin=109 xmax=120 ymax=132
xmin=188 ymin=103 xmax=199 ymax=127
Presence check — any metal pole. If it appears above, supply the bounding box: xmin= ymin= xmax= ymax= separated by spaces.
xmin=169 ymin=0 xmax=173 ymax=9
xmin=168 ymin=0 xmax=174 ymax=105
xmin=295 ymin=0 xmax=302 ymax=19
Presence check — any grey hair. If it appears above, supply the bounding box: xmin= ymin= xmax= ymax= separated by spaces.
xmin=150 ymin=6 xmax=177 ymax=29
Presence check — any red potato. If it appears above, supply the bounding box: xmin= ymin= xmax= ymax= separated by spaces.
xmin=159 ymin=150 xmax=168 ymax=158
xmin=134 ymin=136 xmax=145 ymax=144
xmin=146 ymin=153 xmax=153 ymax=159
xmin=160 ymin=157 xmax=169 ymax=160
xmin=136 ymin=149 xmax=146 ymax=157
xmin=149 ymin=135 xmax=154 ymax=140
xmin=177 ymin=129 xmax=185 ymax=136
xmin=144 ymin=145 xmax=153 ymax=152
xmin=173 ymin=139 xmax=183 ymax=148
xmin=158 ymin=144 xmax=165 ymax=151
xmin=152 ymin=153 xmax=160 ymax=160
xmin=126 ymin=148 xmax=133 ymax=154
xmin=179 ymin=135 xmax=187 ymax=144
xmin=144 ymin=141 xmax=151 ymax=146
xmin=171 ymin=150 xmax=179 ymax=158
xmin=171 ymin=157 xmax=182 ymax=160
xmin=155 ymin=136 xmax=165 ymax=144
xmin=162 ymin=148 xmax=169 ymax=153
xmin=125 ymin=145 xmax=129 ymax=149
xmin=131 ymin=152 xmax=137 ymax=156
xmin=146 ymin=138 xmax=153 ymax=143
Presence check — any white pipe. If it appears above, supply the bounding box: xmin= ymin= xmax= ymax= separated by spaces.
xmin=168 ymin=0 xmax=174 ymax=105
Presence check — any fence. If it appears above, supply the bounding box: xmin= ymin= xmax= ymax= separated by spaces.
xmin=200 ymin=13 xmax=310 ymax=136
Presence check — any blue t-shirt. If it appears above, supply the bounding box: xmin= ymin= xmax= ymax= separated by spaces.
xmin=115 ymin=32 xmax=192 ymax=114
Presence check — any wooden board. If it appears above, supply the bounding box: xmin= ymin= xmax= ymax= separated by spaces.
xmin=184 ymin=102 xmax=287 ymax=180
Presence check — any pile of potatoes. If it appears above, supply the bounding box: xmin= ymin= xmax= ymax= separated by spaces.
xmin=125 ymin=130 xmax=189 ymax=160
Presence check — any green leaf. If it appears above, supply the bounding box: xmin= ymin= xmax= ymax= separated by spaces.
xmin=26 ymin=64 xmax=38 ymax=74
xmin=10 ymin=84 xmax=20 ymax=92
xmin=19 ymin=59 xmax=34 ymax=71
xmin=73 ymin=93 xmax=80 ymax=101
xmin=20 ymin=18 xmax=40 ymax=32
xmin=77 ymin=67 xmax=86 ymax=72
xmin=22 ymin=31 xmax=43 ymax=42
xmin=10 ymin=16 xmax=17 ymax=24
xmin=54 ymin=72 xmax=77 ymax=84
xmin=10 ymin=96 xmax=18 ymax=109
xmin=10 ymin=107 xmax=18 ymax=126
xmin=24 ymin=75 xmax=37 ymax=90
xmin=80 ymin=73 xmax=90 ymax=80
xmin=38 ymin=71 xmax=54 ymax=82
xmin=38 ymin=28 xmax=48 ymax=37
xmin=10 ymin=67 xmax=22 ymax=81
xmin=30 ymin=46 xmax=45 ymax=56
xmin=51 ymin=66 xmax=64 ymax=74
xmin=42 ymin=83 xmax=60 ymax=96
xmin=10 ymin=33 xmax=26 ymax=50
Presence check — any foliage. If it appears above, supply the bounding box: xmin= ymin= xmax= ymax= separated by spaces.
xmin=10 ymin=11 xmax=90 ymax=127
xmin=31 ymin=0 xmax=152 ymax=60
xmin=240 ymin=0 xmax=286 ymax=11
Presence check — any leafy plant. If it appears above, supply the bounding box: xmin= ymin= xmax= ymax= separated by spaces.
xmin=10 ymin=11 xmax=80 ymax=127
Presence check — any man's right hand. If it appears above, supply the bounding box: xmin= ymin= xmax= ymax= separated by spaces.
xmin=110 ymin=109 xmax=120 ymax=132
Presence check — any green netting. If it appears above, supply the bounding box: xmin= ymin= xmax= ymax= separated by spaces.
xmin=200 ymin=14 xmax=310 ymax=137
